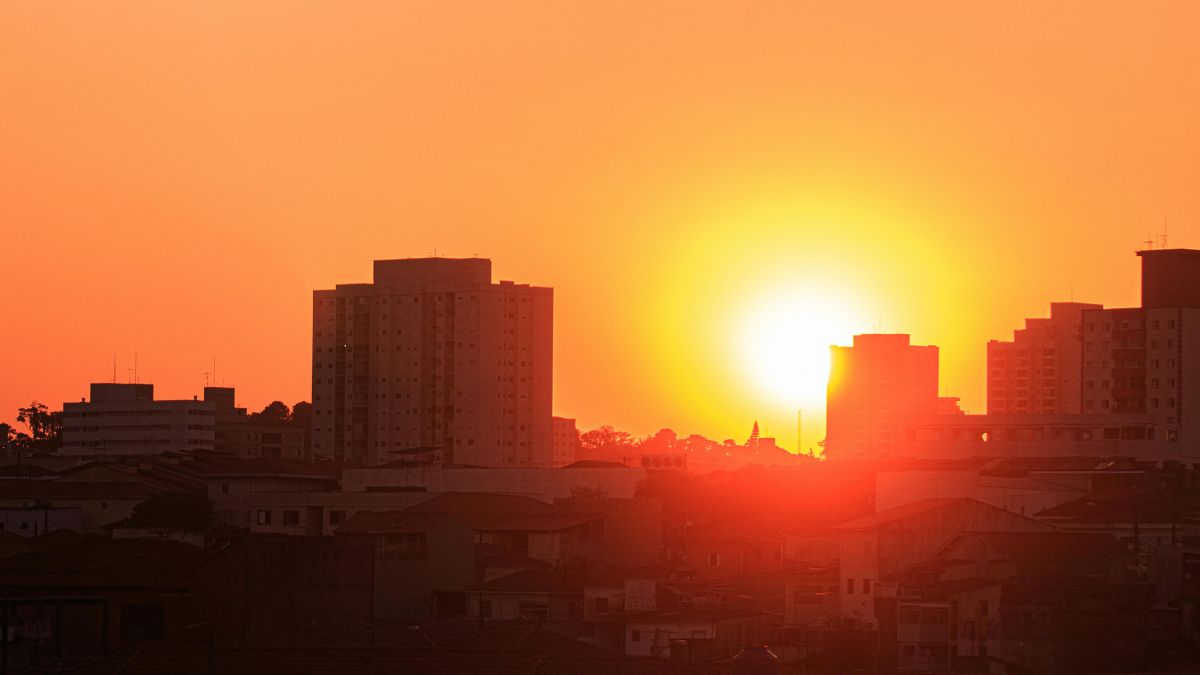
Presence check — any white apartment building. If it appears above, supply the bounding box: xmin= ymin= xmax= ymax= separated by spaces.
xmin=311 ymin=258 xmax=554 ymax=467
xmin=61 ymin=383 xmax=216 ymax=457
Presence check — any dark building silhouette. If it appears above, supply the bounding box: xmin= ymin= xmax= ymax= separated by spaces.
xmin=311 ymin=258 xmax=554 ymax=467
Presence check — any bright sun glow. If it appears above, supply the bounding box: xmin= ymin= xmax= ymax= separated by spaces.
xmin=737 ymin=288 xmax=865 ymax=409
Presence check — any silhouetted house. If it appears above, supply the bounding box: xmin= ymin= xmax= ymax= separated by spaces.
xmin=623 ymin=610 xmax=775 ymax=661
xmin=475 ymin=542 xmax=550 ymax=583
xmin=884 ymin=531 xmax=1166 ymax=675
xmin=466 ymin=569 xmax=585 ymax=621
xmin=683 ymin=517 xmax=789 ymax=583
xmin=875 ymin=456 xmax=1147 ymax=517
xmin=405 ymin=492 xmax=608 ymax=568
xmin=58 ymin=642 xmax=728 ymax=674
xmin=335 ymin=510 xmax=475 ymax=619
xmin=0 ymin=537 xmax=213 ymax=659
xmin=192 ymin=534 xmax=375 ymax=647
xmin=339 ymin=462 xmax=647 ymax=501
xmin=831 ymin=498 xmax=1055 ymax=626
xmin=0 ymin=481 xmax=154 ymax=532
xmin=554 ymin=495 xmax=664 ymax=567
xmin=1034 ymin=486 xmax=1200 ymax=554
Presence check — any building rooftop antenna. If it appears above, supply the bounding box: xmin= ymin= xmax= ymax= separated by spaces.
xmin=1160 ymin=215 xmax=1169 ymax=249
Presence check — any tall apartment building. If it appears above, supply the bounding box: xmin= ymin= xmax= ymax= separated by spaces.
xmin=1079 ymin=249 xmax=1200 ymax=444
xmin=987 ymin=302 xmax=1102 ymax=415
xmin=311 ymin=258 xmax=553 ymax=467
xmin=61 ymin=383 xmax=216 ymax=457
xmin=825 ymin=334 xmax=940 ymax=460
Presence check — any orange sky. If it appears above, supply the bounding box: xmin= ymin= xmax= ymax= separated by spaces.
xmin=2 ymin=1 xmax=1199 ymax=450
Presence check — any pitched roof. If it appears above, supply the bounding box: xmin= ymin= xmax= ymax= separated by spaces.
xmin=0 ymin=481 xmax=154 ymax=499
xmin=1035 ymin=488 xmax=1200 ymax=524
xmin=562 ymin=460 xmax=628 ymax=469
xmin=947 ymin=531 xmax=1128 ymax=557
xmin=474 ymin=570 xmax=585 ymax=594
xmin=407 ymin=492 xmax=554 ymax=529
xmin=832 ymin=498 xmax=968 ymax=531
xmin=980 ymin=456 xmax=1142 ymax=477
xmin=474 ymin=543 xmax=548 ymax=569
xmin=488 ymin=512 xmax=602 ymax=532
xmin=335 ymin=511 xmax=462 ymax=535
xmin=203 ymin=458 xmax=343 ymax=479
xmin=55 ymin=645 xmax=728 ymax=675
xmin=0 ymin=537 xmax=210 ymax=585
xmin=0 ymin=464 xmax=58 ymax=478
xmin=686 ymin=515 xmax=825 ymax=541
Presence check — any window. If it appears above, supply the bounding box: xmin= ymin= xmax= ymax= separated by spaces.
xmin=330 ymin=510 xmax=346 ymax=527
xmin=221 ymin=483 xmax=230 ymax=495
xmin=707 ymin=552 xmax=720 ymax=567
xmin=479 ymin=600 xmax=492 ymax=618
xmin=283 ymin=510 xmax=300 ymax=527
xmin=846 ymin=578 xmax=855 ymax=594
xmin=863 ymin=578 xmax=871 ymax=594
xmin=593 ymin=597 xmax=609 ymax=614
xmin=257 ymin=510 xmax=271 ymax=526
xmin=631 ymin=630 xmax=641 ymax=642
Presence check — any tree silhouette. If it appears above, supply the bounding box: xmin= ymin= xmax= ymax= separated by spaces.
xmin=127 ymin=491 xmax=218 ymax=533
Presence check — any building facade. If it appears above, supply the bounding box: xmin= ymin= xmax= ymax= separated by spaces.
xmin=825 ymin=334 xmax=940 ymax=460
xmin=311 ymin=258 xmax=554 ymax=467
xmin=1079 ymin=250 xmax=1200 ymax=444
xmin=551 ymin=416 xmax=579 ymax=468
xmin=61 ymin=383 xmax=216 ymax=457
xmin=987 ymin=301 xmax=1101 ymax=415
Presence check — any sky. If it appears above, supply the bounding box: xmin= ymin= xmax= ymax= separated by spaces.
xmin=2 ymin=1 xmax=1199 ymax=451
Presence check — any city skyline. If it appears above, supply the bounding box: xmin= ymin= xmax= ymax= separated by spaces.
xmin=5 ymin=2 xmax=1200 ymax=448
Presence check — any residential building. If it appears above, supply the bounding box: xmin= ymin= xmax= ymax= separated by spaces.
xmin=988 ymin=301 xmax=1101 ymax=415
xmin=1080 ymin=250 xmax=1200 ymax=444
xmin=831 ymin=498 xmax=1055 ymax=625
xmin=61 ymin=383 xmax=216 ymax=457
xmin=335 ymin=511 xmax=475 ymax=619
xmin=551 ymin=416 xmax=579 ymax=468
xmin=311 ymin=258 xmax=553 ymax=467
xmin=826 ymin=334 xmax=941 ymax=460
xmin=206 ymin=387 xmax=307 ymax=460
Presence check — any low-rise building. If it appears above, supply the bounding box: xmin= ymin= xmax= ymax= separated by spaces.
xmin=61 ymin=383 xmax=216 ymax=458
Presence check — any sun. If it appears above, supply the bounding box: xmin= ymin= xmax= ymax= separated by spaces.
xmin=737 ymin=288 xmax=865 ymax=409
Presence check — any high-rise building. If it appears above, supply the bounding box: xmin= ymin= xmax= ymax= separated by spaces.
xmin=825 ymin=334 xmax=940 ymax=460
xmin=311 ymin=258 xmax=553 ymax=467
xmin=1078 ymin=250 xmax=1200 ymax=444
xmin=987 ymin=302 xmax=1102 ymax=415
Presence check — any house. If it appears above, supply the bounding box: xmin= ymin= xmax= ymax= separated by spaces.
xmin=466 ymin=569 xmax=584 ymax=621
xmin=335 ymin=510 xmax=475 ymax=619
xmin=831 ymin=498 xmax=1055 ymax=625
xmin=883 ymin=530 xmax=1167 ymax=674
xmin=623 ymin=610 xmax=776 ymax=661
xmin=0 ymin=481 xmax=154 ymax=532
xmin=0 ymin=537 xmax=215 ymax=658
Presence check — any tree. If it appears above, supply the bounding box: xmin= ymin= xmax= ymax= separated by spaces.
xmin=253 ymin=401 xmax=291 ymax=421
xmin=16 ymin=402 xmax=60 ymax=441
xmin=289 ymin=401 xmax=312 ymax=429
xmin=127 ymin=491 xmax=218 ymax=533
xmin=579 ymin=425 xmax=636 ymax=459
